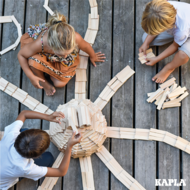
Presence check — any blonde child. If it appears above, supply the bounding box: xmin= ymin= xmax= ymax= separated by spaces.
xmin=139 ymin=0 xmax=190 ymax=83
xmin=18 ymin=12 xmax=105 ymax=95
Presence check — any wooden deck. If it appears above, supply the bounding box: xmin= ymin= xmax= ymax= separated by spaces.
xmin=1 ymin=0 xmax=190 ymax=190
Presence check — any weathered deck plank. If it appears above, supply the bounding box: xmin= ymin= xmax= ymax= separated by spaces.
xmin=41 ymin=1 xmax=69 ymax=189
xmin=63 ymin=0 xmax=89 ymax=190
xmin=0 ymin=0 xmax=25 ymax=190
xmin=111 ymin=0 xmax=134 ymax=190
xmin=181 ymin=0 xmax=190 ymax=188
xmin=17 ymin=0 xmax=46 ymax=189
xmin=135 ymin=1 xmax=157 ymax=189
xmin=89 ymin=0 xmax=112 ymax=189
xmin=158 ymin=45 xmax=180 ymax=190
xmin=0 ymin=0 xmax=24 ymax=129
xmin=1 ymin=0 xmax=190 ymax=190
xmin=181 ymin=56 xmax=190 ymax=188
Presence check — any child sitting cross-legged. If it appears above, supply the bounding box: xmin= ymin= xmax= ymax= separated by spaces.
xmin=139 ymin=0 xmax=190 ymax=83
xmin=18 ymin=11 xmax=105 ymax=96
xmin=0 ymin=110 xmax=81 ymax=190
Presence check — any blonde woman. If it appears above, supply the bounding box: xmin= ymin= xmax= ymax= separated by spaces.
xmin=18 ymin=12 xmax=105 ymax=95
xmin=139 ymin=0 xmax=190 ymax=83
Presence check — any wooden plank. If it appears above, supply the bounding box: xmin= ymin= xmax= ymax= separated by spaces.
xmin=158 ymin=41 xmax=180 ymax=189
xmin=181 ymin=1 xmax=190 ymax=189
xmin=89 ymin=0 xmax=112 ymax=189
xmin=111 ymin=0 xmax=134 ymax=189
xmin=0 ymin=2 xmax=16 ymax=190
xmin=41 ymin=1 xmax=69 ymax=190
xmin=63 ymin=0 xmax=89 ymax=190
xmin=17 ymin=0 xmax=46 ymax=190
xmin=0 ymin=0 xmax=24 ymax=127
xmin=135 ymin=1 xmax=156 ymax=189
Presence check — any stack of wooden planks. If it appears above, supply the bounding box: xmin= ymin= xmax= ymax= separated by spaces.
xmin=79 ymin=156 xmax=95 ymax=190
xmin=107 ymin=127 xmax=190 ymax=154
xmin=94 ymin=65 xmax=135 ymax=110
xmin=138 ymin=48 xmax=155 ymax=64
xmin=147 ymin=77 xmax=189 ymax=110
xmin=50 ymin=99 xmax=107 ymax=158
xmin=96 ymin=146 xmax=146 ymax=190
xmin=37 ymin=152 xmax=64 ymax=190
xmin=0 ymin=15 xmax=22 ymax=55
xmin=0 ymin=76 xmax=54 ymax=114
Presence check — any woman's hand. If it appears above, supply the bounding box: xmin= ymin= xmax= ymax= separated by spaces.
xmin=48 ymin=111 xmax=65 ymax=124
xmin=68 ymin=132 xmax=82 ymax=148
xmin=145 ymin=57 xmax=158 ymax=66
xmin=90 ymin=52 xmax=106 ymax=67
xmin=30 ymin=76 xmax=45 ymax=89
xmin=139 ymin=43 xmax=149 ymax=55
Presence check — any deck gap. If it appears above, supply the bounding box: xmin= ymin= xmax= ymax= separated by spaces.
xmin=68 ymin=0 xmax=70 ymax=23
xmin=0 ymin=0 xmax=5 ymax=52
xmin=179 ymin=60 xmax=183 ymax=190
xmin=64 ymin=0 xmax=71 ymax=103
xmin=87 ymin=59 xmax=91 ymax=99
xmin=18 ymin=0 xmax=27 ymax=114
xmin=108 ymin=1 xmax=115 ymax=190
xmin=156 ymin=46 xmax=159 ymax=190
xmin=133 ymin=0 xmax=136 ymax=178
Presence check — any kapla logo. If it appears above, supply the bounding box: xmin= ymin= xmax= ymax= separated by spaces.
xmin=155 ymin=179 xmax=186 ymax=186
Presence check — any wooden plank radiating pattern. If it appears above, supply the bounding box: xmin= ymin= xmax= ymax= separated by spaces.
xmin=111 ymin=0 xmax=134 ymax=190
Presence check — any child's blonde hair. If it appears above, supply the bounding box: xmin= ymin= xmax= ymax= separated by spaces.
xmin=141 ymin=0 xmax=177 ymax=35
xmin=46 ymin=11 xmax=76 ymax=53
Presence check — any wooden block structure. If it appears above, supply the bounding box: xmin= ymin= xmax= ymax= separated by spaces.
xmin=78 ymin=105 xmax=91 ymax=127
xmin=79 ymin=156 xmax=95 ymax=190
xmin=147 ymin=77 xmax=189 ymax=110
xmin=0 ymin=77 xmax=54 ymax=114
xmin=96 ymin=146 xmax=146 ymax=190
xmin=49 ymin=99 xmax=107 ymax=158
xmin=75 ymin=67 xmax=87 ymax=100
xmin=37 ymin=152 xmax=64 ymax=190
xmin=0 ymin=16 xmax=22 ymax=55
xmin=138 ymin=48 xmax=155 ymax=64
xmin=94 ymin=65 xmax=135 ymax=110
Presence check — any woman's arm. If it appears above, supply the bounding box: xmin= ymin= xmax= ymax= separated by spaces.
xmin=16 ymin=110 xmax=65 ymax=123
xmin=146 ymin=41 xmax=179 ymax=66
xmin=75 ymin=32 xmax=106 ymax=67
xmin=17 ymin=39 xmax=45 ymax=88
xmin=45 ymin=132 xmax=82 ymax=177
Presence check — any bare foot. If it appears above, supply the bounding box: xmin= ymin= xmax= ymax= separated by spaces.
xmin=152 ymin=66 xmax=174 ymax=83
xmin=40 ymin=81 xmax=56 ymax=96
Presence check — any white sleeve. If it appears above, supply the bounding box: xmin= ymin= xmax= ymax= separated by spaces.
xmin=173 ymin=29 xmax=188 ymax=46
xmin=23 ymin=164 xmax=48 ymax=181
xmin=4 ymin=120 xmax=23 ymax=138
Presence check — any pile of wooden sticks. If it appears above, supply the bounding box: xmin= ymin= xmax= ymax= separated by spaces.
xmin=138 ymin=48 xmax=156 ymax=64
xmin=49 ymin=99 xmax=107 ymax=158
xmin=147 ymin=77 xmax=189 ymax=110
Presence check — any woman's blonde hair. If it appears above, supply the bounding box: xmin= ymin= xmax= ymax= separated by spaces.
xmin=46 ymin=11 xmax=76 ymax=53
xmin=141 ymin=0 xmax=177 ymax=35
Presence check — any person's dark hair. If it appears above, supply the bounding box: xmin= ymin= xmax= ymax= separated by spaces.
xmin=14 ymin=129 xmax=50 ymax=159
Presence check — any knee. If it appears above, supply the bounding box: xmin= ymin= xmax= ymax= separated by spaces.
xmin=50 ymin=77 xmax=66 ymax=88
xmin=178 ymin=51 xmax=189 ymax=63
xmin=54 ymin=82 xmax=66 ymax=88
